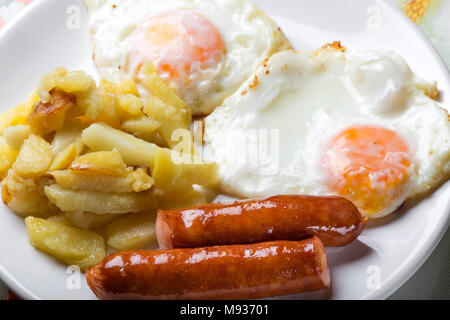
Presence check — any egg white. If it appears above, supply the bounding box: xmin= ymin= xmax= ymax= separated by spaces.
xmin=204 ymin=48 xmax=450 ymax=218
xmin=83 ymin=0 xmax=292 ymax=115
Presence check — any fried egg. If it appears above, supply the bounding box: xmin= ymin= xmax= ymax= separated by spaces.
xmin=83 ymin=0 xmax=292 ymax=115
xmin=204 ymin=45 xmax=450 ymax=218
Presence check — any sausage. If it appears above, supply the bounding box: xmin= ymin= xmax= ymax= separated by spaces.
xmin=86 ymin=237 xmax=330 ymax=300
xmin=156 ymin=195 xmax=366 ymax=249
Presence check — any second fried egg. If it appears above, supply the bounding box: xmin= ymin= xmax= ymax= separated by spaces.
xmin=204 ymin=46 xmax=450 ymax=218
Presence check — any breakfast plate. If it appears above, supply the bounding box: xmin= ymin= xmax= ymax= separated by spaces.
xmin=0 ymin=0 xmax=449 ymax=300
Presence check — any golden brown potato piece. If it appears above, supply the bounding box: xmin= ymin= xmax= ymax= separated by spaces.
xmin=105 ymin=211 xmax=157 ymax=250
xmin=1 ymin=169 xmax=60 ymax=218
xmin=0 ymin=92 xmax=38 ymax=134
xmin=25 ymin=216 xmax=105 ymax=270
xmin=141 ymin=62 xmax=190 ymax=114
xmin=82 ymin=123 xmax=219 ymax=194
xmin=69 ymin=149 xmax=127 ymax=174
xmin=45 ymin=184 xmax=157 ymax=214
xmin=13 ymin=134 xmax=53 ymax=178
xmin=118 ymin=94 xmax=144 ymax=117
xmin=50 ymin=167 xmax=154 ymax=193
xmin=64 ymin=211 xmax=121 ymax=230
xmin=152 ymin=149 xmax=219 ymax=195
xmin=121 ymin=116 xmax=161 ymax=140
xmin=28 ymin=89 xmax=77 ymax=134
xmin=37 ymin=68 xmax=96 ymax=102
xmin=47 ymin=213 xmax=74 ymax=226
xmin=0 ymin=137 xmax=19 ymax=179
xmin=2 ymin=124 xmax=31 ymax=150
xmin=143 ymin=96 xmax=190 ymax=147
xmin=49 ymin=143 xmax=78 ymax=171
xmin=156 ymin=188 xmax=208 ymax=210
xmin=82 ymin=123 xmax=160 ymax=168
xmin=51 ymin=123 xmax=84 ymax=155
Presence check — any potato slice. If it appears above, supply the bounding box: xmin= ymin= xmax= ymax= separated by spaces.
xmin=82 ymin=122 xmax=160 ymax=168
xmin=143 ymin=96 xmax=190 ymax=147
xmin=0 ymin=137 xmax=19 ymax=179
xmin=28 ymin=89 xmax=77 ymax=134
xmin=0 ymin=92 xmax=37 ymax=134
xmin=13 ymin=135 xmax=53 ymax=178
xmin=70 ymin=149 xmax=127 ymax=174
xmin=157 ymin=189 xmax=207 ymax=210
xmin=51 ymin=124 xmax=84 ymax=155
xmin=2 ymin=124 xmax=31 ymax=150
xmin=25 ymin=216 xmax=105 ymax=270
xmin=118 ymin=94 xmax=144 ymax=117
xmin=105 ymin=211 xmax=157 ymax=250
xmin=82 ymin=81 xmax=121 ymax=128
xmin=121 ymin=116 xmax=161 ymax=139
xmin=141 ymin=62 xmax=190 ymax=114
xmin=82 ymin=123 xmax=218 ymax=189
xmin=152 ymin=149 xmax=219 ymax=193
xmin=65 ymin=211 xmax=121 ymax=230
xmin=37 ymin=67 xmax=96 ymax=102
xmin=49 ymin=143 xmax=78 ymax=171
xmin=50 ymin=167 xmax=154 ymax=193
xmin=47 ymin=213 xmax=74 ymax=226
xmin=117 ymin=79 xmax=139 ymax=96
xmin=45 ymin=184 xmax=157 ymax=214
xmin=1 ymin=170 xmax=59 ymax=218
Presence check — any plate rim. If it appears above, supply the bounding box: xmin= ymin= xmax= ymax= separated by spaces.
xmin=0 ymin=0 xmax=448 ymax=300
xmin=360 ymin=0 xmax=450 ymax=300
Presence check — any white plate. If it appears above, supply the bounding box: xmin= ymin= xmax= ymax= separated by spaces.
xmin=0 ymin=0 xmax=449 ymax=300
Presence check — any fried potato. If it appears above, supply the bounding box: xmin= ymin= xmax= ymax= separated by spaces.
xmin=121 ymin=116 xmax=161 ymax=140
xmin=0 ymin=137 xmax=19 ymax=179
xmin=118 ymin=94 xmax=144 ymax=117
xmin=37 ymin=68 xmax=96 ymax=102
xmin=117 ymin=79 xmax=139 ymax=96
xmin=25 ymin=216 xmax=105 ymax=270
xmin=70 ymin=149 xmax=127 ymax=174
xmin=50 ymin=167 xmax=154 ymax=193
xmin=143 ymin=96 xmax=190 ymax=147
xmin=105 ymin=211 xmax=157 ymax=250
xmin=82 ymin=123 xmax=218 ymax=191
xmin=1 ymin=170 xmax=60 ymax=218
xmin=0 ymin=66 xmax=224 ymax=272
xmin=2 ymin=124 xmax=31 ymax=150
xmin=152 ymin=149 xmax=219 ymax=194
xmin=45 ymin=184 xmax=157 ymax=214
xmin=157 ymin=188 xmax=207 ymax=210
xmin=47 ymin=213 xmax=74 ymax=226
xmin=65 ymin=211 xmax=121 ymax=230
xmin=13 ymin=134 xmax=53 ymax=178
xmin=85 ymin=92 xmax=121 ymax=129
xmin=82 ymin=122 xmax=160 ymax=168
xmin=49 ymin=143 xmax=78 ymax=171
xmin=0 ymin=92 xmax=37 ymax=134
xmin=141 ymin=62 xmax=190 ymax=114
xmin=51 ymin=123 xmax=84 ymax=155
xmin=28 ymin=89 xmax=77 ymax=135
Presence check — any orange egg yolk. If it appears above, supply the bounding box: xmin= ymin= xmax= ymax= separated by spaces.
xmin=130 ymin=10 xmax=224 ymax=79
xmin=323 ymin=125 xmax=412 ymax=215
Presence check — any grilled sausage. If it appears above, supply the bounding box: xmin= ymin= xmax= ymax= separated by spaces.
xmin=86 ymin=237 xmax=330 ymax=300
xmin=156 ymin=195 xmax=366 ymax=249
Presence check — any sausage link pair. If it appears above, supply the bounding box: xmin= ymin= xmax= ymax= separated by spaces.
xmin=86 ymin=237 xmax=330 ymax=300
xmin=156 ymin=195 xmax=366 ymax=249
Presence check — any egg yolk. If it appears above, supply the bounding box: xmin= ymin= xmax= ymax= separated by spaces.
xmin=323 ymin=125 xmax=412 ymax=215
xmin=130 ymin=10 xmax=224 ymax=79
